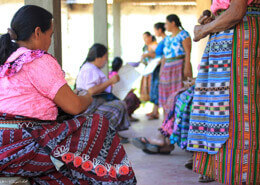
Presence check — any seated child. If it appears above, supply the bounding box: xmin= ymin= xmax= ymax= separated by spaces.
xmin=109 ymin=57 xmax=141 ymax=122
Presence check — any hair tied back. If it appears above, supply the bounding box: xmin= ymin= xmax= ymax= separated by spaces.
xmin=7 ymin=28 xmax=17 ymax=40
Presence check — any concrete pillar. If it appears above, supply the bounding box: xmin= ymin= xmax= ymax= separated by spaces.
xmin=93 ymin=0 xmax=108 ymax=76
xmin=113 ymin=2 xmax=121 ymax=58
xmin=24 ymin=0 xmax=62 ymax=66
xmin=196 ymin=0 xmax=212 ymax=65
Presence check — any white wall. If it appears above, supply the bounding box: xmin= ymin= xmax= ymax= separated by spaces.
xmin=0 ymin=1 xmax=201 ymax=87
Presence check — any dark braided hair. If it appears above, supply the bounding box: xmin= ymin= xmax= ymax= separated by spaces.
xmin=166 ymin=14 xmax=184 ymax=30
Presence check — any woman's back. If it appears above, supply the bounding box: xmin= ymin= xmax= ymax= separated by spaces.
xmin=0 ymin=47 xmax=66 ymax=120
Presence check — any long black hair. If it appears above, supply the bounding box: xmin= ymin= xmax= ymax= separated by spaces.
xmin=166 ymin=14 xmax=184 ymax=30
xmin=143 ymin=31 xmax=156 ymax=42
xmin=0 ymin=5 xmax=53 ymax=65
xmin=112 ymin=57 xmax=123 ymax=72
xmin=80 ymin=43 xmax=108 ymax=69
xmin=154 ymin=22 xmax=166 ymax=33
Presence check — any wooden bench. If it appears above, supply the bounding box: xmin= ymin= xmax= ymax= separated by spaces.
xmin=0 ymin=177 xmax=30 ymax=185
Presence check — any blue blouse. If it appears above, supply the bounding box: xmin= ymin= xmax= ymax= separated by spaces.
xmin=155 ymin=39 xmax=165 ymax=57
xmin=163 ymin=30 xmax=190 ymax=59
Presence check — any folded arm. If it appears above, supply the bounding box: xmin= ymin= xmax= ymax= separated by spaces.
xmin=194 ymin=0 xmax=248 ymax=42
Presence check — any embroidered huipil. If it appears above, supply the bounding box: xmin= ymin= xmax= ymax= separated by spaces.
xmin=0 ymin=47 xmax=67 ymax=120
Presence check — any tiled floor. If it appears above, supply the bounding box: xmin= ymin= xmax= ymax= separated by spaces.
xmin=120 ymin=106 xmax=221 ymax=185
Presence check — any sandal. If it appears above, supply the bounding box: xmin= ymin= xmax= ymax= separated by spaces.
xmin=147 ymin=114 xmax=159 ymax=120
xmin=184 ymin=158 xmax=193 ymax=170
xmin=198 ymin=175 xmax=215 ymax=183
xmin=132 ymin=137 xmax=174 ymax=155
xmin=145 ymin=112 xmax=154 ymax=117
xmin=131 ymin=137 xmax=149 ymax=150
xmin=129 ymin=116 xmax=139 ymax=122
xmin=142 ymin=144 xmax=175 ymax=155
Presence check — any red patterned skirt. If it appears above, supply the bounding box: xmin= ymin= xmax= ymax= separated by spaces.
xmin=0 ymin=113 xmax=136 ymax=184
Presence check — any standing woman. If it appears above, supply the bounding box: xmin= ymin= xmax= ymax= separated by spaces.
xmin=159 ymin=14 xmax=192 ymax=118
xmin=140 ymin=32 xmax=157 ymax=104
xmin=0 ymin=6 xmax=136 ymax=184
xmin=187 ymin=0 xmax=260 ymax=184
xmin=144 ymin=23 xmax=167 ymax=120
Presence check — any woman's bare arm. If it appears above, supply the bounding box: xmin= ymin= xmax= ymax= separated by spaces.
xmin=182 ymin=37 xmax=193 ymax=79
xmin=54 ymin=84 xmax=93 ymax=115
xmin=194 ymin=0 xmax=248 ymax=41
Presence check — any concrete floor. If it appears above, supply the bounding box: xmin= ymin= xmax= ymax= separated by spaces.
xmin=120 ymin=107 xmax=221 ymax=185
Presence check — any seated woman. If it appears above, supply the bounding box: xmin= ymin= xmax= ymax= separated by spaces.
xmin=0 ymin=5 xmax=136 ymax=184
xmin=109 ymin=57 xmax=141 ymax=122
xmin=76 ymin=44 xmax=131 ymax=133
xmin=132 ymin=78 xmax=195 ymax=155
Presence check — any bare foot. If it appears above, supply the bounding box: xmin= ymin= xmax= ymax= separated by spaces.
xmin=140 ymin=133 xmax=169 ymax=147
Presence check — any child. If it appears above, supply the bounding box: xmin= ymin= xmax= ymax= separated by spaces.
xmin=109 ymin=57 xmax=141 ymax=122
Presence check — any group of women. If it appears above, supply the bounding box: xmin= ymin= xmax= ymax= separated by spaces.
xmin=140 ymin=15 xmax=193 ymax=121
xmin=133 ymin=0 xmax=260 ymax=184
xmin=0 ymin=0 xmax=259 ymax=184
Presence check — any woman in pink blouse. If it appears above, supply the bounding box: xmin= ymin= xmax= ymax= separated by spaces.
xmin=0 ymin=5 xmax=136 ymax=184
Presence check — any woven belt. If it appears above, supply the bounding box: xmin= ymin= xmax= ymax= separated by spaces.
xmin=0 ymin=120 xmax=38 ymax=129
xmin=165 ymin=55 xmax=185 ymax=63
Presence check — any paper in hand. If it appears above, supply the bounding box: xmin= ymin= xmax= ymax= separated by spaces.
xmin=142 ymin=57 xmax=161 ymax=76
xmin=112 ymin=64 xmax=140 ymax=100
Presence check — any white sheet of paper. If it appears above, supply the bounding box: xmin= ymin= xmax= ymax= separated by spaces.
xmin=142 ymin=57 xmax=161 ymax=76
xmin=112 ymin=64 xmax=140 ymax=100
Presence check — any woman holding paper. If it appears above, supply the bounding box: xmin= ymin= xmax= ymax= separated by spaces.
xmin=144 ymin=22 xmax=168 ymax=120
xmin=140 ymin=32 xmax=159 ymax=119
xmin=159 ymin=14 xmax=192 ymax=117
xmin=76 ymin=44 xmax=131 ymax=135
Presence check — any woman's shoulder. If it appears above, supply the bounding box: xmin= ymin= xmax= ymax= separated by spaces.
xmin=80 ymin=62 xmax=99 ymax=72
xmin=180 ymin=30 xmax=190 ymax=37
xmin=23 ymin=51 xmax=61 ymax=71
xmin=1 ymin=48 xmax=52 ymax=78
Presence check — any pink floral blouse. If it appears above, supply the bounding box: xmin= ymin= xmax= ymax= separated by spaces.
xmin=0 ymin=47 xmax=67 ymax=120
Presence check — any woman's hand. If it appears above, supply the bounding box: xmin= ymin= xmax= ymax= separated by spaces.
xmin=193 ymin=25 xmax=210 ymax=42
xmin=194 ymin=0 xmax=247 ymax=42
xmin=109 ymin=74 xmax=120 ymax=84
xmin=141 ymin=53 xmax=147 ymax=61
xmin=198 ymin=15 xmax=214 ymax=25
xmin=183 ymin=61 xmax=193 ymax=80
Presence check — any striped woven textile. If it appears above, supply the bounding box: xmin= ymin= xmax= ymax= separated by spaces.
xmin=192 ymin=5 xmax=260 ymax=185
xmin=159 ymin=57 xmax=184 ymax=113
xmin=160 ymin=88 xmax=186 ymax=137
xmin=93 ymin=100 xmax=131 ymax=131
xmin=169 ymin=85 xmax=194 ymax=149
xmin=0 ymin=113 xmax=136 ymax=184
xmin=187 ymin=28 xmax=234 ymax=154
